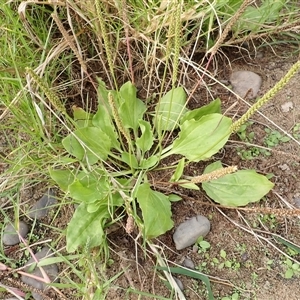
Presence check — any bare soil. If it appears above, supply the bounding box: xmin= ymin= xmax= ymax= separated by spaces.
xmin=1 ymin=45 xmax=300 ymax=300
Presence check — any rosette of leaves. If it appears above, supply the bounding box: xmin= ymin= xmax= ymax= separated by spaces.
xmin=50 ymin=80 xmax=273 ymax=252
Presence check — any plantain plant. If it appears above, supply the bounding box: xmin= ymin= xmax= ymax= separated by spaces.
xmin=47 ymin=79 xmax=274 ymax=253
xmin=25 ymin=0 xmax=300 ymax=253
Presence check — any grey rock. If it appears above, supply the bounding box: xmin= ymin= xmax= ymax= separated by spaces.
xmin=28 ymin=189 xmax=56 ymax=219
xmin=31 ymin=292 xmax=43 ymax=300
xmin=3 ymin=221 xmax=29 ymax=246
xmin=173 ymin=215 xmax=210 ymax=250
xmin=230 ymin=71 xmax=262 ymax=99
xmin=278 ymin=164 xmax=290 ymax=171
xmin=173 ymin=277 xmax=184 ymax=291
xmin=294 ymin=197 xmax=300 ymax=208
xmin=21 ymin=246 xmax=59 ymax=299
xmin=182 ymin=257 xmax=195 ymax=269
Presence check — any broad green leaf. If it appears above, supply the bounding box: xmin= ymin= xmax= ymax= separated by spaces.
xmin=49 ymin=169 xmax=75 ymax=192
xmin=136 ymin=120 xmax=154 ymax=152
xmin=168 ymin=194 xmax=182 ymax=202
xmin=86 ymin=193 xmax=124 ymax=213
xmin=68 ymin=174 xmax=109 ymax=203
xmin=178 ymin=181 xmax=199 ymax=190
xmin=202 ymin=161 xmax=274 ymax=207
xmin=62 ymin=127 xmax=111 ymax=165
xmin=93 ymin=104 xmax=120 ymax=149
xmin=155 ymin=87 xmax=187 ymax=131
xmin=66 ymin=203 xmax=109 ymax=252
xmin=285 ymin=269 xmax=294 ymax=279
xmin=87 ymin=201 xmax=102 ymax=213
xmin=203 ymin=161 xmax=223 ymax=173
xmin=136 ymin=183 xmax=173 ymax=239
xmin=110 ymin=193 xmax=125 ymax=207
xmin=97 ymin=78 xmax=109 ymax=104
xmin=170 ymin=157 xmax=185 ymax=182
xmin=72 ymin=106 xmax=93 ymax=128
xmin=119 ymin=82 xmax=146 ymax=131
xmin=180 ymin=98 xmax=221 ymax=124
xmin=235 ymin=1 xmax=284 ymax=32
xmin=139 ymin=156 xmax=159 ymax=169
xmin=121 ymin=152 xmax=139 ymax=169
xmin=168 ymin=114 xmax=231 ymax=162
xmin=97 ymin=79 xmax=119 ymax=105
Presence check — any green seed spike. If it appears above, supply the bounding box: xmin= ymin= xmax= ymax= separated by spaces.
xmin=26 ymin=67 xmax=66 ymax=115
xmin=191 ymin=166 xmax=238 ymax=183
xmin=108 ymin=92 xmax=131 ymax=145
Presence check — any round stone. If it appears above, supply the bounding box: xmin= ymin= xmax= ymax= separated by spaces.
xmin=182 ymin=257 xmax=195 ymax=269
xmin=28 ymin=189 xmax=56 ymax=219
xmin=173 ymin=277 xmax=184 ymax=291
xmin=173 ymin=215 xmax=211 ymax=250
xmin=3 ymin=221 xmax=29 ymax=246
xmin=21 ymin=246 xmax=59 ymax=298
xmin=230 ymin=70 xmax=262 ymax=99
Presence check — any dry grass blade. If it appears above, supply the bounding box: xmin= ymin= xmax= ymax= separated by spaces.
xmin=217 ymin=208 xmax=300 ymax=265
xmin=208 ymin=0 xmax=254 ymax=56
xmin=51 ymin=12 xmax=87 ymax=73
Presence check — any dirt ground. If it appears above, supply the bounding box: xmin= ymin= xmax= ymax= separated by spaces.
xmin=104 ymin=46 xmax=300 ymax=299
xmin=1 ymin=44 xmax=300 ymax=300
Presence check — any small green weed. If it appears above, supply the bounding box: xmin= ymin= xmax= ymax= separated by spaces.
xmin=264 ymin=128 xmax=291 ymax=147
xmin=221 ymin=292 xmax=240 ymax=300
xmin=282 ymin=259 xmax=300 ymax=279
xmin=217 ymin=250 xmax=241 ymax=271
xmin=259 ymin=213 xmax=278 ymax=229
xmin=196 ymin=237 xmax=211 ymax=254
xmin=236 ymin=122 xmax=254 ymax=143
xmin=266 ymin=259 xmax=274 ymax=271
xmin=236 ymin=122 xmax=271 ymax=159
xmin=237 ymin=146 xmax=264 ymax=160
xmin=292 ymin=123 xmax=300 ymax=139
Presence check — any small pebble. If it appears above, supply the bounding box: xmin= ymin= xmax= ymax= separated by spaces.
xmin=230 ymin=70 xmax=262 ymax=99
xmin=278 ymin=164 xmax=290 ymax=171
xmin=173 ymin=277 xmax=184 ymax=291
xmin=28 ymin=189 xmax=56 ymax=219
xmin=293 ymin=198 xmax=300 ymax=208
xmin=241 ymin=252 xmax=249 ymax=262
xmin=281 ymin=101 xmax=293 ymax=113
xmin=173 ymin=215 xmax=211 ymax=250
xmin=3 ymin=221 xmax=29 ymax=246
xmin=182 ymin=257 xmax=195 ymax=269
xmin=21 ymin=246 xmax=59 ymax=300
